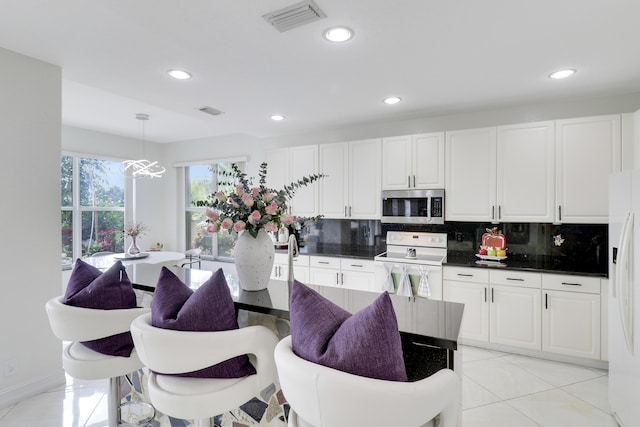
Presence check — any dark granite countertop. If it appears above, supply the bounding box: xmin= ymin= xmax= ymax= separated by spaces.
xmin=445 ymin=251 xmax=608 ymax=278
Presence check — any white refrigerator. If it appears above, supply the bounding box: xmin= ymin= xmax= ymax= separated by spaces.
xmin=609 ymin=170 xmax=640 ymax=426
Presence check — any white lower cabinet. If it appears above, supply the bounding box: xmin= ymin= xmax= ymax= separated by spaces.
xmin=443 ymin=267 xmax=490 ymax=342
xmin=444 ymin=267 xmax=605 ymax=361
xmin=490 ymin=284 xmax=541 ymax=350
xmin=308 ymin=256 xmax=375 ymax=291
xmin=542 ymin=274 xmax=601 ymax=360
xmin=271 ymin=253 xmax=310 ymax=283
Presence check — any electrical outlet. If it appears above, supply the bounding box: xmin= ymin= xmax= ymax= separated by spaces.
xmin=4 ymin=359 xmax=17 ymax=377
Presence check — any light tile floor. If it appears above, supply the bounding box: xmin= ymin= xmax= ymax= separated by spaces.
xmin=0 ymin=345 xmax=617 ymax=427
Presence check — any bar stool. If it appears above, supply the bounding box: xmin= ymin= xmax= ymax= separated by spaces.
xmin=130 ymin=313 xmax=278 ymax=426
xmin=181 ymin=248 xmax=202 ymax=269
xmin=45 ymin=296 xmax=154 ymax=427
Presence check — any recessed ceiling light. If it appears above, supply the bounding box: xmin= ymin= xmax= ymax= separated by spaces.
xmin=270 ymin=114 xmax=285 ymax=121
xmin=324 ymin=26 xmax=353 ymax=42
xmin=549 ymin=69 xmax=576 ymax=79
xmin=167 ymin=69 xmax=192 ymax=80
xmin=383 ymin=97 xmax=402 ymax=105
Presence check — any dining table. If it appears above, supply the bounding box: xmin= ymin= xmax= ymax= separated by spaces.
xmin=125 ymin=263 xmax=465 ymax=382
xmin=81 ymin=251 xmax=187 ymax=270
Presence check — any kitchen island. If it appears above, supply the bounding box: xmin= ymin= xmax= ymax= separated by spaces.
xmin=128 ymin=263 xmax=464 ymax=380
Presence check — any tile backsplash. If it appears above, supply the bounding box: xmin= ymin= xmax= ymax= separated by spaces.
xmin=297 ymin=219 xmax=608 ymax=274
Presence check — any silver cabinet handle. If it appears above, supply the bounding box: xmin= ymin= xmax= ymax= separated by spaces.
xmin=348 ymin=206 xmax=352 ymax=217
xmin=506 ymin=277 xmax=524 ymax=281
xmin=561 ymin=282 xmax=583 ymax=286
xmin=412 ymin=175 xmax=416 ymax=187
xmin=341 ymin=273 xmax=344 ymax=285
xmin=484 ymin=287 xmax=487 ymax=302
xmin=498 ymin=205 xmax=501 ymax=219
xmin=408 ymin=176 xmax=411 ymax=188
xmin=336 ymin=272 xmax=340 ymax=285
xmin=344 ymin=206 xmax=347 ymax=217
xmin=491 ymin=288 xmax=494 ymax=303
xmin=350 ymin=264 xmax=363 ymax=268
xmin=558 ymin=205 xmax=562 ymax=221
xmin=318 ymin=261 xmax=330 ymax=265
xmin=457 ymin=273 xmax=473 ymax=277
xmin=492 ymin=205 xmax=495 ymax=220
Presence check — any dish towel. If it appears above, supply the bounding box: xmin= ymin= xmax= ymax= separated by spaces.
xmin=383 ymin=264 xmax=395 ymax=293
xmin=396 ymin=264 xmax=413 ymax=297
xmin=417 ymin=266 xmax=431 ymax=298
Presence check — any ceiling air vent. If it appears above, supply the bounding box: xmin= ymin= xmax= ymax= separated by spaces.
xmin=198 ymin=106 xmax=224 ymax=117
xmin=262 ymin=0 xmax=327 ymax=32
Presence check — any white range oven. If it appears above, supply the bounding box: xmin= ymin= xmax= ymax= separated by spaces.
xmin=374 ymin=231 xmax=447 ymax=300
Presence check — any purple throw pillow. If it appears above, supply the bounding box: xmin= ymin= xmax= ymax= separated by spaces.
xmin=63 ymin=259 xmax=137 ymax=357
xmin=290 ymin=280 xmax=407 ymax=382
xmin=151 ymin=267 xmax=256 ymax=379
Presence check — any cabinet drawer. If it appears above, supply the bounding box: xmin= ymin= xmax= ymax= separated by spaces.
xmin=341 ymin=259 xmax=374 ymax=273
xmin=443 ymin=266 xmax=489 ymax=283
xmin=542 ymin=274 xmax=600 ymax=294
xmin=490 ymin=270 xmax=541 ymax=288
xmin=309 ymin=256 xmax=341 ymax=269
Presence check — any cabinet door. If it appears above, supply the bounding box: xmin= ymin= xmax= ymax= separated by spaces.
xmin=413 ymin=132 xmax=445 ymax=189
xmin=265 ymin=148 xmax=290 ymax=192
xmin=309 ymin=267 xmax=341 ymax=287
xmin=542 ymin=290 xmax=601 ymax=359
xmin=319 ymin=142 xmax=348 ymax=218
xmin=342 ymin=270 xmax=374 ymax=292
xmin=445 ymin=127 xmax=497 ymax=221
xmin=381 ymin=135 xmax=412 ymax=190
xmin=489 ymin=285 xmax=541 ymax=350
xmin=497 ymin=121 xmax=555 ymax=222
xmin=348 ymin=139 xmax=381 ymax=218
xmin=290 ymin=145 xmax=319 ymax=217
xmin=443 ymin=280 xmax=489 ymax=342
xmin=555 ymin=115 xmax=621 ymax=223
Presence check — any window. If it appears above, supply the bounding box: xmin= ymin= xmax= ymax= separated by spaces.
xmin=61 ymin=155 xmax=126 ymax=261
xmin=185 ymin=161 xmax=244 ymax=259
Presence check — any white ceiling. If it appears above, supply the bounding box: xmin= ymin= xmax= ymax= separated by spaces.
xmin=1 ymin=0 xmax=639 ymax=143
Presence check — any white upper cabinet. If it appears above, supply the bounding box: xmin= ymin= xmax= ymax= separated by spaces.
xmin=319 ymin=139 xmax=381 ymax=219
xmin=382 ymin=132 xmax=445 ymax=190
xmin=555 ymin=115 xmax=621 ymax=223
xmin=446 ymin=121 xmax=555 ymax=223
xmin=266 ymin=145 xmax=319 ymax=217
xmin=445 ymin=127 xmax=497 ymax=221
xmin=349 ymin=139 xmax=381 ymax=218
xmin=319 ymin=142 xmax=348 ymax=218
xmin=496 ymin=121 xmax=555 ymax=222
xmin=289 ymin=145 xmax=319 ymax=217
xmin=265 ymin=148 xmax=290 ymax=192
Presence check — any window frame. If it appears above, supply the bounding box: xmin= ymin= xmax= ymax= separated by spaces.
xmin=180 ymin=157 xmax=247 ymax=262
xmin=62 ymin=151 xmax=133 ymax=260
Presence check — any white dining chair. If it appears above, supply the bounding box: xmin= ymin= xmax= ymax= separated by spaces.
xmin=130 ymin=313 xmax=279 ymax=426
xmin=274 ymin=335 xmax=460 ymax=427
xmin=45 ymin=296 xmax=152 ymax=427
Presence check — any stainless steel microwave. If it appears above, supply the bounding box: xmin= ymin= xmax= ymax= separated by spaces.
xmin=381 ymin=189 xmax=445 ymax=224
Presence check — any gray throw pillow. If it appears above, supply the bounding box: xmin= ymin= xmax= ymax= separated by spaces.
xmin=290 ymin=280 xmax=407 ymax=382
xmin=63 ymin=259 xmax=137 ymax=357
xmin=151 ymin=267 xmax=256 ymax=378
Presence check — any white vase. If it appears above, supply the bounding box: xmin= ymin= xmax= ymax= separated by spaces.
xmin=234 ymin=229 xmax=275 ymax=291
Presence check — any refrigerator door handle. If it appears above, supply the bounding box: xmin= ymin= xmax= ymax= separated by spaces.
xmin=616 ymin=211 xmax=634 ymax=354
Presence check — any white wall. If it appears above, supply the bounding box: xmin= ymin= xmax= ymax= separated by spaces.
xmin=0 ymin=47 xmax=63 ymax=407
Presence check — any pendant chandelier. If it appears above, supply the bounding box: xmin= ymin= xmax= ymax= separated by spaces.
xmin=121 ymin=113 xmax=166 ymax=179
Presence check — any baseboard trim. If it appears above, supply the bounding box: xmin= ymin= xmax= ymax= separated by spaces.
xmin=460 ymin=339 xmax=609 ymax=370
xmin=0 ymin=369 xmax=65 ymax=410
